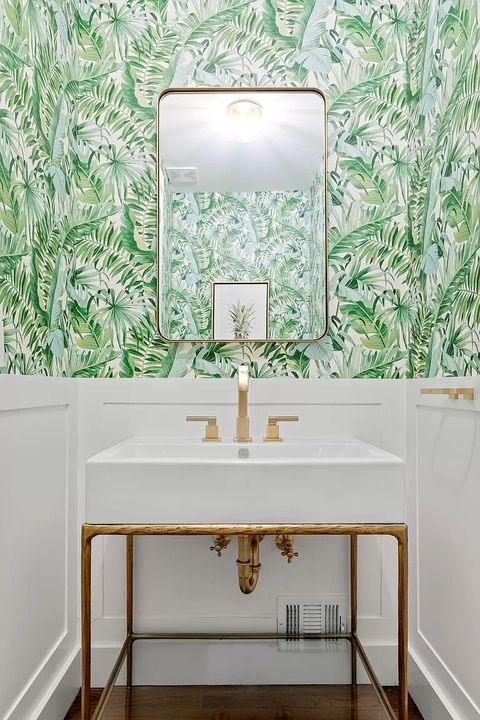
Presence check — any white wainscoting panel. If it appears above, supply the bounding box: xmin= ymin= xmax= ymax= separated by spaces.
xmin=407 ymin=378 xmax=480 ymax=720
xmin=3 ymin=373 xmax=479 ymax=715
xmin=78 ymin=378 xmax=405 ymax=685
xmin=0 ymin=377 xmax=79 ymax=720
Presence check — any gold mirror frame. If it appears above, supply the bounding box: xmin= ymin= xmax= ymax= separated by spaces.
xmin=156 ymin=86 xmax=328 ymax=344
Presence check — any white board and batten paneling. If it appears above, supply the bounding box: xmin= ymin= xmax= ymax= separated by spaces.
xmin=0 ymin=376 xmax=79 ymax=720
xmin=4 ymin=374 xmax=479 ymax=720
xmin=407 ymin=378 xmax=480 ymax=720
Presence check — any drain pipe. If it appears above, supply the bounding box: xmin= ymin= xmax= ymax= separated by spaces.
xmin=237 ymin=535 xmax=262 ymax=594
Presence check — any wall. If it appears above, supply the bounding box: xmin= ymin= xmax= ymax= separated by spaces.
xmin=2 ymin=374 xmax=480 ymax=719
xmin=0 ymin=377 xmax=79 ymax=720
xmin=0 ymin=0 xmax=77 ymax=377
xmin=0 ymin=0 xmax=478 ymax=379
xmin=407 ymin=378 xmax=480 ymax=720
xmin=408 ymin=0 xmax=480 ymax=377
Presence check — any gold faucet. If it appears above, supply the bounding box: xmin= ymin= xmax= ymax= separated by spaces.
xmin=234 ymin=364 xmax=251 ymax=442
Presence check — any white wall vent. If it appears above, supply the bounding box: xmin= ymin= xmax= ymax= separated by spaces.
xmin=277 ymin=595 xmax=347 ymax=639
xmin=166 ymin=166 xmax=197 ymax=185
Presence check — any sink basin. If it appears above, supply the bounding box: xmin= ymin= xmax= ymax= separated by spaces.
xmin=86 ymin=438 xmax=405 ymax=524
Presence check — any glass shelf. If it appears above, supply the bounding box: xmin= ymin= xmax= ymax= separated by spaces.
xmin=95 ymin=638 xmax=397 ymax=720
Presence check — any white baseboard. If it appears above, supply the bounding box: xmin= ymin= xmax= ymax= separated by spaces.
xmin=3 ymin=648 xmax=80 ymax=720
xmin=36 ymin=650 xmax=80 ymax=720
xmin=408 ymin=648 xmax=478 ymax=720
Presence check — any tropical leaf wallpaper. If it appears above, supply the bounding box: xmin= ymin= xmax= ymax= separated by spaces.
xmin=408 ymin=0 xmax=480 ymax=377
xmin=162 ymin=187 xmax=325 ymax=341
xmin=0 ymin=0 xmax=478 ymax=378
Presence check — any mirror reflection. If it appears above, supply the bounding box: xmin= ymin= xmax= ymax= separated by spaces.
xmin=157 ymin=88 xmax=327 ymax=342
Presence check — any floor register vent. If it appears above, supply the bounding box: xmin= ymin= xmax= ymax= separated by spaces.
xmin=277 ymin=596 xmax=347 ymax=650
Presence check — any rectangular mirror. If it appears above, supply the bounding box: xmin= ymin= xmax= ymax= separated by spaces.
xmin=157 ymin=87 xmax=327 ymax=342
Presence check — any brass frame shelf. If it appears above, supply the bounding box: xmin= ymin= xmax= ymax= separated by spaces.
xmin=81 ymin=523 xmax=408 ymax=720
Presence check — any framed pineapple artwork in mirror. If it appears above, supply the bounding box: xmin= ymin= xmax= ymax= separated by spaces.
xmin=157 ymin=87 xmax=327 ymax=342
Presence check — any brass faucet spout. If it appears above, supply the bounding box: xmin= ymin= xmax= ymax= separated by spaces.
xmin=238 ymin=364 xmax=249 ymax=395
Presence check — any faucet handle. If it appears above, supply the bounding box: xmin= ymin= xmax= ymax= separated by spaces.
xmin=186 ymin=416 xmax=221 ymax=442
xmin=264 ymin=416 xmax=299 ymax=442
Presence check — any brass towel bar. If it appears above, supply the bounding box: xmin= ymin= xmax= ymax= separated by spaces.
xmin=420 ymin=387 xmax=474 ymax=401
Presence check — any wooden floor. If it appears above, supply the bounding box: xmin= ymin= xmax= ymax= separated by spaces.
xmin=65 ymin=686 xmax=424 ymax=720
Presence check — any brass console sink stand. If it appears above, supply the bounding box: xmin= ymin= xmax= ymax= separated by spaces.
xmin=81 ymin=523 xmax=408 ymax=720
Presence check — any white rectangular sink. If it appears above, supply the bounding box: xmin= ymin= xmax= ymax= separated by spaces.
xmin=86 ymin=438 xmax=405 ymax=524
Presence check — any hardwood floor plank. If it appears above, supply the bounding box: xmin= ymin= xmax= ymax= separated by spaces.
xmin=64 ymin=686 xmax=424 ymax=720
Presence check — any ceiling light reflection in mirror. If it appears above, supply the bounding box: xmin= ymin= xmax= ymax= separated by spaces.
xmin=226 ymin=99 xmax=264 ymax=143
